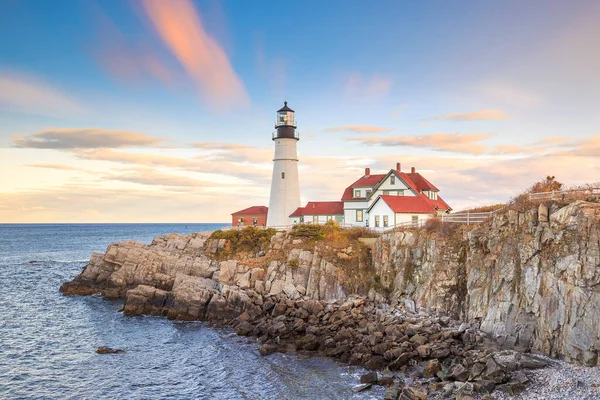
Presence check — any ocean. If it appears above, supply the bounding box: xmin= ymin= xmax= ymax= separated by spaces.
xmin=0 ymin=223 xmax=383 ymax=399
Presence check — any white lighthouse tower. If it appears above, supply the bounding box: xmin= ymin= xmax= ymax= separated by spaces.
xmin=267 ymin=101 xmax=301 ymax=227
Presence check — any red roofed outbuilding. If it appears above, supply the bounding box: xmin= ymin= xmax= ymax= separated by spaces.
xmin=289 ymin=201 xmax=344 ymax=224
xmin=231 ymin=206 xmax=268 ymax=227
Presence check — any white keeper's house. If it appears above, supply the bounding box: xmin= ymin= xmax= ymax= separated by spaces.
xmin=340 ymin=163 xmax=451 ymax=229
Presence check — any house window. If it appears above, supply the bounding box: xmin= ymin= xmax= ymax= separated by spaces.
xmin=300 ymin=216 xmax=304 ymax=223
xmin=383 ymin=190 xmax=390 ymax=196
xmin=366 ymin=190 xmax=372 ymax=197
xmin=313 ymin=215 xmax=318 ymax=224
xmin=356 ymin=210 xmax=363 ymax=222
xmin=390 ymin=176 xmax=395 ymax=185
xmin=383 ymin=215 xmax=389 ymax=227
xmin=412 ymin=215 xmax=419 ymax=226
xmin=375 ymin=215 xmax=380 ymax=227
xmin=238 ymin=217 xmax=244 ymax=223
xmin=281 ymin=172 xmax=285 ymax=179
xmin=327 ymin=215 xmax=333 ymax=221
xmin=398 ymin=189 xmax=404 ymax=196
xmin=354 ymin=189 xmax=361 ymax=198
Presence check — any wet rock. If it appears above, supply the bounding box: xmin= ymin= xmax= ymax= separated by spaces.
xmin=258 ymin=344 xmax=278 ymax=356
xmin=383 ymin=383 xmax=401 ymax=400
xmin=96 ymin=346 xmax=124 ymax=354
xmin=353 ymin=383 xmax=373 ymax=392
xmin=377 ymin=376 xmax=395 ymax=386
xmin=236 ymin=321 xmax=254 ymax=336
xmin=360 ymin=371 xmax=378 ymax=384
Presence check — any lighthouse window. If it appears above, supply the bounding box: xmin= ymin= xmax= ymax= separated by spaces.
xmin=281 ymin=172 xmax=285 ymax=179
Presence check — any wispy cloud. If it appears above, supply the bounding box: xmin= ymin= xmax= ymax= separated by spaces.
xmin=12 ymin=128 xmax=165 ymax=149
xmin=24 ymin=164 xmax=80 ymax=171
xmin=478 ymin=83 xmax=542 ymax=108
xmin=343 ymin=72 xmax=393 ymax=99
xmin=0 ymin=71 xmax=86 ymax=117
xmin=103 ymin=168 xmax=219 ymax=187
xmin=349 ymin=132 xmax=494 ymax=155
xmin=325 ymin=125 xmax=392 ymax=134
xmin=425 ymin=109 xmax=509 ymax=121
xmin=141 ymin=0 xmax=249 ymax=110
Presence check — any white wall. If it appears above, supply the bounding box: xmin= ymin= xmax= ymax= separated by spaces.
xmin=300 ymin=215 xmax=344 ymax=224
xmin=267 ymin=138 xmax=301 ymax=227
xmin=367 ymin=199 xmax=396 ymax=230
xmin=394 ymin=213 xmax=433 ymax=225
xmin=343 ymin=200 xmax=369 ymax=226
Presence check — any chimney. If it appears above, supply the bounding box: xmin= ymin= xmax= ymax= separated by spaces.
xmin=396 ymin=162 xmax=401 ymax=171
xmin=365 ymin=167 xmax=370 ymax=176
xmin=411 ymin=167 xmax=415 ymax=174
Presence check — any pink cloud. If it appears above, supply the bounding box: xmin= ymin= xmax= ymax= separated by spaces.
xmin=325 ymin=125 xmax=392 ymax=134
xmin=426 ymin=109 xmax=510 ymax=121
xmin=141 ymin=0 xmax=249 ymax=110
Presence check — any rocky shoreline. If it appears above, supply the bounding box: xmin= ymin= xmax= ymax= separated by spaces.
xmin=60 ymin=200 xmax=600 ymax=399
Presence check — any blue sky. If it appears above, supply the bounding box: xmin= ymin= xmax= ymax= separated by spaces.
xmin=1 ymin=0 xmax=599 ymax=222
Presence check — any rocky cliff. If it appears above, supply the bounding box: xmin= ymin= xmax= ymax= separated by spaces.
xmin=60 ymin=228 xmax=369 ymax=321
xmin=371 ymin=200 xmax=600 ymax=366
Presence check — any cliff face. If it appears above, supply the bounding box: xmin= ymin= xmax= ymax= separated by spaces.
xmin=61 ymin=200 xmax=600 ymax=367
xmin=371 ymin=200 xmax=600 ymax=366
xmin=60 ymin=231 xmax=355 ymax=321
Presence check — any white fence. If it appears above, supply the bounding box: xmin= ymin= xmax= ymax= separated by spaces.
xmin=440 ymin=211 xmax=495 ymax=225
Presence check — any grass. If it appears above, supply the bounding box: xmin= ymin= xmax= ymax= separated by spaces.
xmin=208 ymin=226 xmax=276 ymax=259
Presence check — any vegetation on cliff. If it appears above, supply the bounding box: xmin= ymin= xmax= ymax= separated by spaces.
xmin=208 ymin=227 xmax=276 ymax=259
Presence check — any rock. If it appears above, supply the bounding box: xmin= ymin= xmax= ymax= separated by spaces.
xmin=474 ymin=380 xmax=495 ymax=394
xmin=377 ymin=376 xmax=395 ymax=386
xmin=401 ymin=384 xmax=427 ymax=400
xmin=360 ymin=371 xmax=378 ymax=384
xmin=96 ymin=346 xmax=124 ymax=354
xmin=416 ymin=344 xmax=430 ymax=358
xmin=450 ymin=364 xmax=470 ymax=381
xmin=383 ymin=383 xmax=401 ymax=400
xmin=455 ymin=382 xmax=474 ymax=400
xmin=353 ymin=383 xmax=372 ymax=392
xmin=582 ymin=350 xmax=598 ymax=367
xmin=236 ymin=321 xmax=254 ymax=336
xmin=424 ymin=359 xmax=440 ymax=378
xmin=519 ymin=354 xmax=549 ymax=369
xmin=258 ymin=344 xmax=278 ymax=356
xmin=482 ymin=358 xmax=508 ymax=383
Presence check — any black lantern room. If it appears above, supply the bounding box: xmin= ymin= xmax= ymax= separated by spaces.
xmin=273 ymin=101 xmax=299 ymax=140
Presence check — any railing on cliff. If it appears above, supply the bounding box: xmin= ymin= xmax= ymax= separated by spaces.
xmin=528 ymin=188 xmax=600 ymax=201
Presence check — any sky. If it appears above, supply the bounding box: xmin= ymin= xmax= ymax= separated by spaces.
xmin=1 ymin=0 xmax=600 ymax=223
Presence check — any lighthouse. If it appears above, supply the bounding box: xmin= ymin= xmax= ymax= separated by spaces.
xmin=267 ymin=101 xmax=301 ymax=227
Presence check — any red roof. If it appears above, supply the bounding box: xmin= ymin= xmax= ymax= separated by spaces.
xmin=290 ymin=201 xmax=344 ymax=217
xmin=409 ymin=172 xmax=439 ymax=191
xmin=341 ymin=174 xmax=386 ymax=200
xmin=376 ymin=195 xmax=438 ymax=214
xmin=232 ymin=206 xmax=268 ymax=215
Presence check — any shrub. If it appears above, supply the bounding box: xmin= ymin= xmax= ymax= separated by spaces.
xmin=288 ymin=258 xmax=299 ymax=268
xmin=209 ymin=227 xmax=276 ymax=255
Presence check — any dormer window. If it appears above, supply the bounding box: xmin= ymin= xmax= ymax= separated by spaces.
xmin=354 ymin=189 xmax=361 ymax=198
xmin=390 ymin=175 xmax=395 ymax=185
